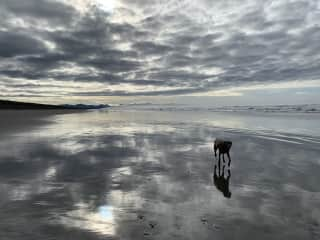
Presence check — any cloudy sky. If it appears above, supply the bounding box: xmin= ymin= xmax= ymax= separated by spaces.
xmin=0 ymin=0 xmax=320 ymax=105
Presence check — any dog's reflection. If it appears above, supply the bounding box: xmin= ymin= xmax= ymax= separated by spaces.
xmin=213 ymin=162 xmax=231 ymax=198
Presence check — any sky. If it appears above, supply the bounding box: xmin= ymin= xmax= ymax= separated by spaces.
xmin=0 ymin=0 xmax=320 ymax=106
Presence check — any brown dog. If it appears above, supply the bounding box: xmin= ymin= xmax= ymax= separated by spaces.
xmin=214 ymin=139 xmax=232 ymax=166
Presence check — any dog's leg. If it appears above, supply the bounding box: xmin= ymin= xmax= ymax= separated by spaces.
xmin=222 ymin=153 xmax=225 ymax=163
xmin=214 ymin=164 xmax=217 ymax=176
xmin=222 ymin=165 xmax=225 ymax=178
xmin=227 ymin=152 xmax=231 ymax=167
xmin=214 ymin=144 xmax=217 ymax=157
xmin=227 ymin=169 xmax=231 ymax=181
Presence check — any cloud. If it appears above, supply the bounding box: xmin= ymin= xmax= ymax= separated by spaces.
xmin=0 ymin=0 xmax=77 ymax=25
xmin=132 ymin=41 xmax=173 ymax=56
xmin=0 ymin=31 xmax=47 ymax=58
xmin=0 ymin=0 xmax=319 ymax=98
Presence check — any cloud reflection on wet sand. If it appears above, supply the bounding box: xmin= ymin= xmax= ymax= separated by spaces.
xmin=0 ymin=110 xmax=319 ymax=239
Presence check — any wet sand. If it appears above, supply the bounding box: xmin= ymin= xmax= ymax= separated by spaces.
xmin=0 ymin=110 xmax=84 ymax=136
xmin=0 ymin=110 xmax=319 ymax=239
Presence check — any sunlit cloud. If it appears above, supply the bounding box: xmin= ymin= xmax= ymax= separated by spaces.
xmin=95 ymin=0 xmax=117 ymax=13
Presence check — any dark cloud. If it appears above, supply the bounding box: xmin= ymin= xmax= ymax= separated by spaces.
xmin=0 ymin=0 xmax=319 ymax=97
xmin=133 ymin=41 xmax=173 ymax=56
xmin=0 ymin=31 xmax=47 ymax=58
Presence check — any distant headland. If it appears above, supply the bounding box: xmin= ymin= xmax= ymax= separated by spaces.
xmin=0 ymin=100 xmax=110 ymax=110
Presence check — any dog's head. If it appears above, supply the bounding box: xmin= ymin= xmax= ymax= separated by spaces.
xmin=224 ymin=191 xmax=232 ymax=198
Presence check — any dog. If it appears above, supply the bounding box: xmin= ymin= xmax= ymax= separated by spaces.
xmin=214 ymin=139 xmax=232 ymax=166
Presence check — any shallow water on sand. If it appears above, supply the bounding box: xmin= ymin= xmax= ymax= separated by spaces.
xmin=0 ymin=110 xmax=319 ymax=240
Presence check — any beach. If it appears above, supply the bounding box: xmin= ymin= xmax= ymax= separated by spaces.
xmin=0 ymin=108 xmax=319 ymax=240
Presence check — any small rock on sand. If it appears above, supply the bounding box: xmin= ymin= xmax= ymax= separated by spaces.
xmin=149 ymin=222 xmax=157 ymax=228
xmin=201 ymin=217 xmax=208 ymax=224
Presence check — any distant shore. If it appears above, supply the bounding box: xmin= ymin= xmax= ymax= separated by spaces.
xmin=0 ymin=100 xmax=109 ymax=110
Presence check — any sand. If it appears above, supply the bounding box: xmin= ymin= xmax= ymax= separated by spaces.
xmin=0 ymin=109 xmax=319 ymax=240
